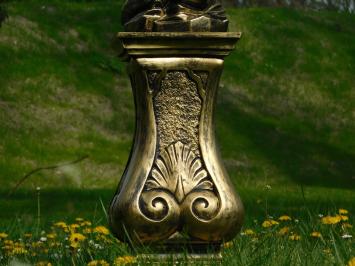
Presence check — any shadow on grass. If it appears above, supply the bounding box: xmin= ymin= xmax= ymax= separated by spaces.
xmin=217 ymin=92 xmax=355 ymax=189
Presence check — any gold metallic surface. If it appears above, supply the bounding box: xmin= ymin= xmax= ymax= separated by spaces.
xmin=115 ymin=32 xmax=242 ymax=60
xmin=109 ymin=33 xmax=244 ymax=250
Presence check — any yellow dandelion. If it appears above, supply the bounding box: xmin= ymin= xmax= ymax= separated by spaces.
xmin=94 ymin=226 xmax=110 ymax=235
xmin=54 ymin=222 xmax=69 ymax=232
xmin=81 ymin=221 xmax=92 ymax=227
xmin=243 ymin=229 xmax=255 ymax=235
xmin=69 ymin=233 xmax=86 ymax=242
xmin=46 ymin=233 xmax=57 ymax=239
xmin=278 ymin=227 xmax=290 ymax=236
xmin=87 ymin=260 xmax=110 ymax=266
xmin=12 ymin=246 xmax=28 ymax=255
xmin=339 ymin=209 xmax=348 ymax=215
xmin=289 ymin=234 xmax=301 ymax=241
xmin=310 ymin=231 xmax=322 ymax=238
xmin=223 ymin=241 xmax=233 ymax=248
xmin=36 ymin=261 xmax=52 ymax=266
xmin=340 ymin=215 xmax=349 ymax=222
xmin=262 ymin=220 xmax=272 ymax=227
xmin=262 ymin=220 xmax=279 ymax=228
xmin=348 ymin=257 xmax=355 ymax=266
xmin=54 ymin=221 xmax=67 ymax=228
xmin=70 ymin=224 xmax=80 ymax=231
xmin=4 ymin=240 xmax=14 ymax=245
xmin=114 ymin=256 xmax=136 ymax=266
xmin=95 ymin=234 xmax=113 ymax=244
xmin=343 ymin=223 xmax=353 ymax=229
xmin=31 ymin=241 xmax=43 ymax=248
xmin=0 ymin=233 xmax=8 ymax=239
xmin=83 ymin=228 xmax=93 ymax=234
xmin=322 ymin=215 xmax=341 ymax=225
xmin=69 ymin=233 xmax=86 ymax=248
xmin=279 ymin=215 xmax=292 ymax=221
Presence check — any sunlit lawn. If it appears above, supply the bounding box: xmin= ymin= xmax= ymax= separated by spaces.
xmin=0 ymin=207 xmax=353 ymax=265
xmin=0 ymin=187 xmax=354 ymax=265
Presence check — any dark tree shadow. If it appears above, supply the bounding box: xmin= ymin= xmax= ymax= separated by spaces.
xmin=216 ymin=91 xmax=355 ymax=189
xmin=0 ymin=3 xmax=7 ymax=28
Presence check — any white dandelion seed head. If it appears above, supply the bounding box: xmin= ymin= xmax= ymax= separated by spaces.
xmin=94 ymin=243 xmax=103 ymax=249
xmin=342 ymin=234 xmax=352 ymax=239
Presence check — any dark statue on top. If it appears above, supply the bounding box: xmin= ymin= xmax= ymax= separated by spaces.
xmin=122 ymin=0 xmax=228 ymax=32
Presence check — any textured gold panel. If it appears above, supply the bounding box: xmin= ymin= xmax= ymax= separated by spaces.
xmin=153 ymin=71 xmax=202 ymax=154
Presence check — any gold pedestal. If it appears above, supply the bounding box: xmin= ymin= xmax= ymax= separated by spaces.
xmin=109 ymin=32 xmax=244 ymax=260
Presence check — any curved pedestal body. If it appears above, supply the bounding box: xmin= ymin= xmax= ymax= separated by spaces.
xmin=110 ymin=33 xmax=244 ymax=248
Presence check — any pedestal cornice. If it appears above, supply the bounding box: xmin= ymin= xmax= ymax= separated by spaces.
xmin=115 ymin=32 xmax=242 ymax=60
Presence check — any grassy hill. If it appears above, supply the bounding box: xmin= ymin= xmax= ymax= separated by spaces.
xmin=0 ymin=0 xmax=354 ymax=216
xmin=1 ymin=1 xmax=354 ymax=190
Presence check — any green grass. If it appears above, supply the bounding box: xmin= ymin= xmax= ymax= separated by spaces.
xmin=0 ymin=189 xmax=353 ymax=265
xmin=0 ymin=1 xmax=354 ymax=190
xmin=0 ymin=0 xmax=354 ymax=265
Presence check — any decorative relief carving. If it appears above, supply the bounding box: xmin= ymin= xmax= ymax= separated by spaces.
xmin=152 ymin=71 xmax=201 ymax=155
xmin=138 ymin=70 xmax=220 ymax=229
xmin=146 ymin=141 xmax=213 ymax=203
xmin=139 ymin=142 xmax=219 ymax=224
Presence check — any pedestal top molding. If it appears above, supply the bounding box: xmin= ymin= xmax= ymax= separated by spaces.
xmin=116 ymin=32 xmax=242 ymax=60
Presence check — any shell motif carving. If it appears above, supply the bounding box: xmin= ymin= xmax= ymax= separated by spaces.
xmin=145 ymin=141 xmax=214 ymax=203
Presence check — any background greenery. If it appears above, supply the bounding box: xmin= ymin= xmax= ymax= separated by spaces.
xmin=0 ymin=0 xmax=354 ymax=265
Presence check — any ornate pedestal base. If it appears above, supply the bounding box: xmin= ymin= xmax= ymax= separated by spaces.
xmin=109 ymin=33 xmax=244 ymax=259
